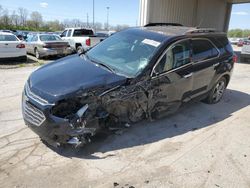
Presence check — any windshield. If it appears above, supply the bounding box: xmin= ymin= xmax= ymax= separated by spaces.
xmin=39 ymin=35 xmax=62 ymax=41
xmin=86 ymin=30 xmax=163 ymax=77
xmin=0 ymin=35 xmax=18 ymax=41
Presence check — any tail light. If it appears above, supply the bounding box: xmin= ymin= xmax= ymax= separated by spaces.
xmin=233 ymin=54 xmax=238 ymax=63
xmin=16 ymin=44 xmax=25 ymax=48
xmin=86 ymin=38 xmax=91 ymax=46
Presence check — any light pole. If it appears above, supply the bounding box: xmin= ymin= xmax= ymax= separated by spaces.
xmin=106 ymin=6 xmax=110 ymax=31
xmin=93 ymin=0 xmax=95 ymax=30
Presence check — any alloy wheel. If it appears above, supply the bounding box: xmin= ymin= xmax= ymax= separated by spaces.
xmin=212 ymin=80 xmax=226 ymax=103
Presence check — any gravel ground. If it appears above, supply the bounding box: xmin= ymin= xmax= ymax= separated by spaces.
xmin=0 ymin=60 xmax=249 ymax=188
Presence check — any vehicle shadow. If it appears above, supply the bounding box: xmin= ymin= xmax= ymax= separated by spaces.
xmin=51 ymin=89 xmax=250 ymax=159
xmin=0 ymin=56 xmax=36 ymax=66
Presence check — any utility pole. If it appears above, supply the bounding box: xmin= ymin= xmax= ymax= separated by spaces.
xmin=106 ymin=6 xmax=110 ymax=31
xmin=93 ymin=0 xmax=95 ymax=30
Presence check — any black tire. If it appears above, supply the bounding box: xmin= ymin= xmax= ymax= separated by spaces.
xmin=35 ymin=48 xmax=41 ymax=59
xmin=203 ymin=77 xmax=227 ymax=104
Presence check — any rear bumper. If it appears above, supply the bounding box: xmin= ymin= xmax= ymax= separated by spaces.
xmin=0 ymin=55 xmax=27 ymax=62
xmin=39 ymin=47 xmax=73 ymax=57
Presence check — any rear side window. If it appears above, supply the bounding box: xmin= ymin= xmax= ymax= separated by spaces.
xmin=0 ymin=35 xmax=18 ymax=41
xmin=212 ymin=36 xmax=233 ymax=55
xmin=73 ymin=29 xmax=94 ymax=37
xmin=192 ymin=39 xmax=219 ymax=62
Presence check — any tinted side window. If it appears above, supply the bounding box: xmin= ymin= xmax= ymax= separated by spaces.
xmin=67 ymin=29 xmax=72 ymax=37
xmin=155 ymin=40 xmax=191 ymax=74
xmin=192 ymin=39 xmax=219 ymax=62
xmin=61 ymin=30 xmax=67 ymax=37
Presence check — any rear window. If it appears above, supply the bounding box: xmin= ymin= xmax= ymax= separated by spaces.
xmin=0 ymin=35 xmax=18 ymax=41
xmin=39 ymin=35 xmax=62 ymax=41
xmin=192 ymin=39 xmax=219 ymax=62
xmin=73 ymin=29 xmax=94 ymax=37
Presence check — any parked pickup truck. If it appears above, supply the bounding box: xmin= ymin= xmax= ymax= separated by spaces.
xmin=60 ymin=28 xmax=108 ymax=53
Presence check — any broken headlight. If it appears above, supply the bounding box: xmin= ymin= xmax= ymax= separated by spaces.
xmin=51 ymin=98 xmax=85 ymax=119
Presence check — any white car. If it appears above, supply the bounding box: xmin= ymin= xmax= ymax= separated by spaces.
xmin=229 ymin=37 xmax=241 ymax=45
xmin=0 ymin=31 xmax=27 ymax=62
xmin=241 ymin=40 xmax=250 ymax=62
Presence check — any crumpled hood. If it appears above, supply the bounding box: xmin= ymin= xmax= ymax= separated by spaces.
xmin=28 ymin=54 xmax=127 ymax=102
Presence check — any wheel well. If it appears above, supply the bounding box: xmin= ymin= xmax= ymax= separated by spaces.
xmin=75 ymin=43 xmax=82 ymax=49
xmin=223 ymin=74 xmax=230 ymax=86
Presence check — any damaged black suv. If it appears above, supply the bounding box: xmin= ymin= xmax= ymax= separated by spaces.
xmin=22 ymin=24 xmax=235 ymax=147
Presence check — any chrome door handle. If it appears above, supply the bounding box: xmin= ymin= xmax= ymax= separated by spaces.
xmin=183 ymin=73 xmax=193 ymax=78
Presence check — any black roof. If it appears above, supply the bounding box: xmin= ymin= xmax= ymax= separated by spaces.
xmin=133 ymin=25 xmax=225 ymax=37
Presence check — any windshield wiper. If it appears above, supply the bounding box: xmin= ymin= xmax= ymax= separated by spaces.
xmin=96 ymin=62 xmax=116 ymax=73
xmin=85 ymin=54 xmax=115 ymax=73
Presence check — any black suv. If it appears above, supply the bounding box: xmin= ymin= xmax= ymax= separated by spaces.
xmin=22 ymin=24 xmax=236 ymax=147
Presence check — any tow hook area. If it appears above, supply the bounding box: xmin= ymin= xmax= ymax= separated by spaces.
xmin=66 ymin=104 xmax=95 ymax=147
xmin=67 ymin=137 xmax=87 ymax=148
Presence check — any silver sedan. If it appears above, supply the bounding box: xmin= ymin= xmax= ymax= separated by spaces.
xmin=26 ymin=34 xmax=73 ymax=59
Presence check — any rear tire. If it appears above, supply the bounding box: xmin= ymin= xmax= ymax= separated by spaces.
xmin=76 ymin=46 xmax=83 ymax=54
xmin=203 ymin=77 xmax=227 ymax=104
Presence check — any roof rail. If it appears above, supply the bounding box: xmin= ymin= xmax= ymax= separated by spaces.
xmin=186 ymin=28 xmax=217 ymax=34
xmin=144 ymin=23 xmax=183 ymax=27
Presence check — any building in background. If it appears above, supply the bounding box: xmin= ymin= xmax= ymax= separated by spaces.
xmin=139 ymin=0 xmax=250 ymax=31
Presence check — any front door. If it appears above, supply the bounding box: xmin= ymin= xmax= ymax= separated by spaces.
xmin=149 ymin=39 xmax=194 ymax=119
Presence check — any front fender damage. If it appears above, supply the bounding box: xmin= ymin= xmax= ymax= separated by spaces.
xmin=50 ymin=83 xmax=149 ymax=147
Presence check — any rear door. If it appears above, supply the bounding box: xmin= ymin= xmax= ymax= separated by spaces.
xmin=190 ymin=38 xmax=220 ymax=98
xmin=149 ymin=39 xmax=194 ymax=118
xmin=0 ymin=34 xmax=20 ymax=58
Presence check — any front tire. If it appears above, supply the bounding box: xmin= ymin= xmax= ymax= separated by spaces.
xmin=204 ymin=77 xmax=227 ymax=104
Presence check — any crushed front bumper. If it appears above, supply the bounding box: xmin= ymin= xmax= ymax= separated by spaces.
xmin=22 ymin=91 xmax=95 ymax=147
